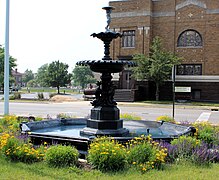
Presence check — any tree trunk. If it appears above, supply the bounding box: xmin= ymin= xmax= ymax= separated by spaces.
xmin=155 ymin=83 xmax=159 ymax=101
xmin=57 ymin=86 xmax=60 ymax=94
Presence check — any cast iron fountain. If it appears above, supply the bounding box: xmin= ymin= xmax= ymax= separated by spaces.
xmin=20 ymin=6 xmax=195 ymax=156
xmin=77 ymin=6 xmax=135 ymax=137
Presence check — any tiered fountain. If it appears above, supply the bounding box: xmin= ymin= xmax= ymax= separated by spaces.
xmin=20 ymin=6 xmax=195 ymax=156
xmin=77 ymin=6 xmax=135 ymax=137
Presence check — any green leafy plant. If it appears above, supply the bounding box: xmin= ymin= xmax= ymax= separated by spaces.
xmin=156 ymin=115 xmax=176 ymax=123
xmin=44 ymin=145 xmax=79 ymax=168
xmin=193 ymin=122 xmax=219 ymax=145
xmin=37 ymin=92 xmax=44 ymax=100
xmin=120 ymin=113 xmax=142 ymax=120
xmin=88 ymin=136 xmax=127 ymax=172
xmin=56 ymin=113 xmax=76 ymax=119
xmin=126 ymin=135 xmax=167 ymax=173
xmin=171 ymin=136 xmax=201 ymax=160
xmin=0 ymin=115 xmax=21 ymax=133
xmin=14 ymin=92 xmax=21 ymax=99
xmin=0 ymin=133 xmax=46 ymax=163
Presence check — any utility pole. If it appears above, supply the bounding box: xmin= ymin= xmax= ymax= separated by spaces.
xmin=4 ymin=0 xmax=10 ymax=115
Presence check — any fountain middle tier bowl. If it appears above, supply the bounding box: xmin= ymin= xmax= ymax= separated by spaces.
xmin=76 ymin=60 xmax=135 ymax=73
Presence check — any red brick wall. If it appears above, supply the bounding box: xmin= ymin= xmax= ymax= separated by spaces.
xmin=109 ymin=0 xmax=219 ymax=101
xmin=110 ymin=0 xmax=219 ymax=76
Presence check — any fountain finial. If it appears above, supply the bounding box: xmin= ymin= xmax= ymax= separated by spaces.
xmin=102 ymin=6 xmax=114 ymax=32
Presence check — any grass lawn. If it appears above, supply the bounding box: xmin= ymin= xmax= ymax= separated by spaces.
xmin=139 ymin=100 xmax=219 ymax=107
xmin=0 ymin=156 xmax=218 ymax=180
xmin=20 ymin=87 xmax=82 ymax=94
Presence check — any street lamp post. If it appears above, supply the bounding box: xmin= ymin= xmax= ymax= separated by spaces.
xmin=172 ymin=65 xmax=176 ymax=119
xmin=4 ymin=0 xmax=10 ymax=115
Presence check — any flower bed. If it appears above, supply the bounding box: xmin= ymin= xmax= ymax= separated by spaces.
xmin=0 ymin=115 xmax=219 ymax=174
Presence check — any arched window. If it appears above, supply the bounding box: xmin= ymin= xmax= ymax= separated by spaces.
xmin=177 ymin=30 xmax=202 ymax=47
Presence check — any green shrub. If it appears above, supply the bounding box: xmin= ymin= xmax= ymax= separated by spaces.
xmin=34 ymin=117 xmax=44 ymax=121
xmin=0 ymin=133 xmax=46 ymax=163
xmin=9 ymin=93 xmax=21 ymax=100
xmin=9 ymin=95 xmax=16 ymax=100
xmin=156 ymin=115 xmax=176 ymax=123
xmin=171 ymin=136 xmax=201 ymax=160
xmin=14 ymin=92 xmax=21 ymax=99
xmin=127 ymin=140 xmax=156 ymax=164
xmin=44 ymin=145 xmax=79 ymax=168
xmin=0 ymin=115 xmax=21 ymax=133
xmin=56 ymin=113 xmax=76 ymax=119
xmin=37 ymin=93 xmax=44 ymax=100
xmin=88 ymin=137 xmax=127 ymax=172
xmin=120 ymin=113 xmax=142 ymax=120
xmin=126 ymin=135 xmax=167 ymax=172
xmin=193 ymin=122 xmax=219 ymax=145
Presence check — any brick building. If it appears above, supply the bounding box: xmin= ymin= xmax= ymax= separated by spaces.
xmin=11 ymin=68 xmax=24 ymax=89
xmin=109 ymin=0 xmax=219 ymax=102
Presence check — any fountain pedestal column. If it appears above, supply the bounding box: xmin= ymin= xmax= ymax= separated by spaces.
xmin=80 ymin=72 xmax=129 ymax=137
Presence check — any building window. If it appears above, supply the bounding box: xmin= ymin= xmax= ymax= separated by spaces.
xmin=177 ymin=30 xmax=202 ymax=47
xmin=176 ymin=64 xmax=202 ymax=75
xmin=122 ymin=30 xmax=135 ymax=47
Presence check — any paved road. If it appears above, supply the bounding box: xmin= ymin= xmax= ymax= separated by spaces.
xmin=0 ymin=101 xmax=218 ymax=124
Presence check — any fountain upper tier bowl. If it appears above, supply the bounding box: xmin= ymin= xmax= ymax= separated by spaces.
xmin=77 ymin=59 xmax=135 ymax=73
xmin=76 ymin=31 xmax=135 ymax=73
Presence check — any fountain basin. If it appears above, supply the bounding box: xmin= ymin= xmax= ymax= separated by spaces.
xmin=20 ymin=119 xmax=195 ymax=156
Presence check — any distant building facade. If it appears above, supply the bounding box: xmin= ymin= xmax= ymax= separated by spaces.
xmin=109 ymin=0 xmax=219 ymax=101
xmin=11 ymin=68 xmax=24 ymax=88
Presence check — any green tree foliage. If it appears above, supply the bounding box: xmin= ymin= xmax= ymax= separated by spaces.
xmin=46 ymin=61 xmax=71 ymax=94
xmin=23 ymin=69 xmax=34 ymax=85
xmin=35 ymin=64 xmax=49 ymax=87
xmin=72 ymin=65 xmax=96 ymax=89
xmin=132 ymin=37 xmax=182 ymax=101
xmin=46 ymin=60 xmax=71 ymax=94
xmin=35 ymin=62 xmax=71 ymax=93
xmin=0 ymin=45 xmax=17 ymax=90
xmin=26 ymin=79 xmax=37 ymax=87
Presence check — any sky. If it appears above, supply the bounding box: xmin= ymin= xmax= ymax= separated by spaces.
xmin=0 ymin=0 xmax=114 ymax=73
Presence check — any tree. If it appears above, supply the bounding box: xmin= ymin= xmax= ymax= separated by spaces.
xmin=46 ymin=60 xmax=71 ymax=94
xmin=35 ymin=64 xmax=49 ymax=87
xmin=27 ymin=79 xmax=38 ymax=88
xmin=0 ymin=45 xmax=17 ymax=90
xmin=72 ymin=65 xmax=96 ymax=89
xmin=132 ymin=37 xmax=182 ymax=101
xmin=23 ymin=69 xmax=34 ymax=85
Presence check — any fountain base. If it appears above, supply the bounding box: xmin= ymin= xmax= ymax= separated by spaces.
xmin=90 ymin=106 xmax=120 ymax=121
xmin=80 ymin=106 xmax=129 ymax=137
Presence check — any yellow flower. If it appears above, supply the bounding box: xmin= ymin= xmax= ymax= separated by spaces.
xmin=142 ymin=167 xmax=146 ymax=171
xmin=132 ymin=162 xmax=136 ymax=165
